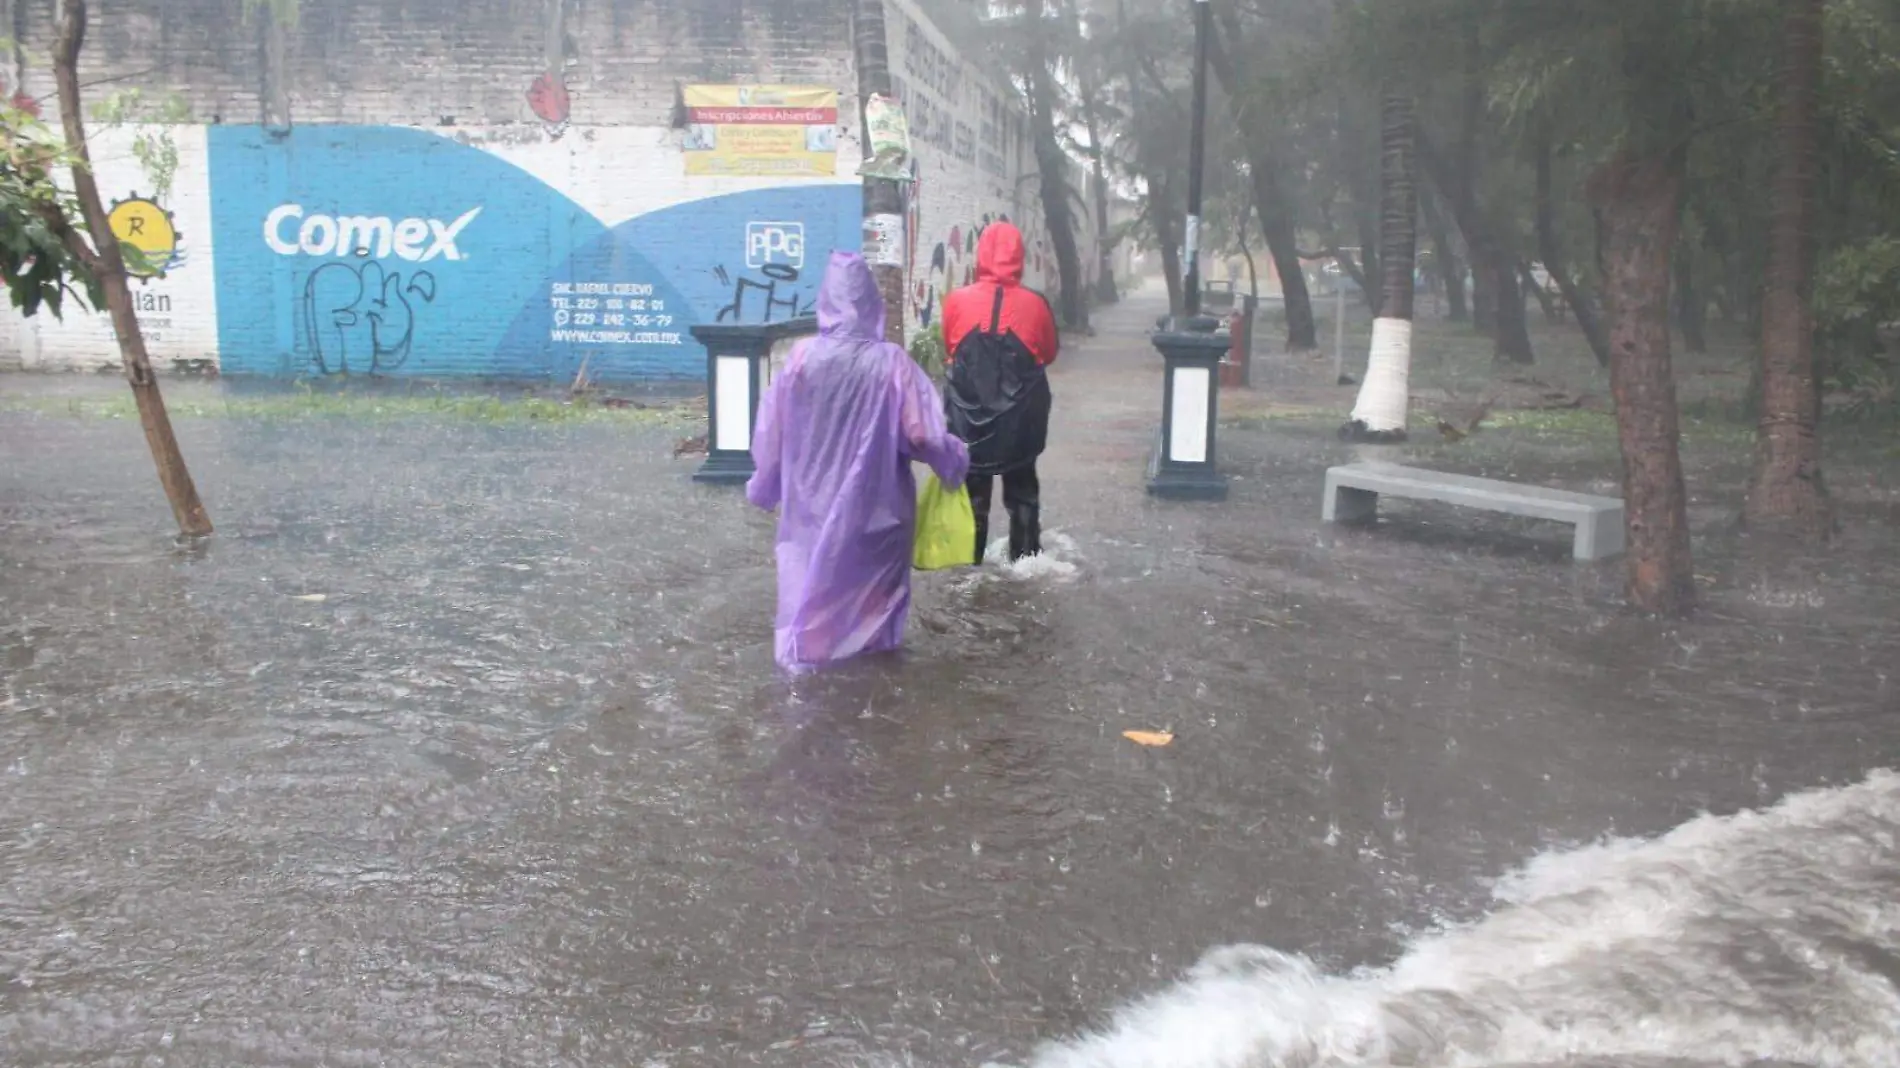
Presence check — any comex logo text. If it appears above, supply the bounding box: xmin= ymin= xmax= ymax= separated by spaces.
xmin=264 ymin=205 xmax=482 ymax=263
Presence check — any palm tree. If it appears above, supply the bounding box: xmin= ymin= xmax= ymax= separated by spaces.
xmin=1744 ymin=0 xmax=1831 ymax=536
xmin=1344 ymin=88 xmax=1418 ymax=442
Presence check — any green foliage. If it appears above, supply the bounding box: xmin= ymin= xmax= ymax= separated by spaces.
xmin=1814 ymin=236 xmax=1900 ymax=387
xmin=0 ymin=102 xmax=100 ymax=319
xmin=89 ymin=89 xmax=191 ymax=200
xmin=907 ymin=321 xmax=947 ymax=382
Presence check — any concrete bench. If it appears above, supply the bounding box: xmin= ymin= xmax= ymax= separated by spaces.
xmin=1322 ymin=462 xmax=1625 ymax=561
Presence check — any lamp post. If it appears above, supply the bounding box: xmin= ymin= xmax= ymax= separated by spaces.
xmin=1182 ymin=0 xmax=1211 ymax=318
xmin=687 ymin=317 xmax=817 ymax=484
xmin=1146 ymin=0 xmax=1227 ymax=501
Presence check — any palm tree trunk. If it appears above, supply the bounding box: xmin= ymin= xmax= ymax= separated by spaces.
xmin=1590 ymin=150 xmax=1695 ymax=615
xmin=853 ymin=0 xmax=906 ymax=344
xmin=1345 ymin=89 xmax=1417 ymax=441
xmin=53 ymin=0 xmax=212 ymax=537
xmin=1745 ymin=0 xmax=1831 ymax=536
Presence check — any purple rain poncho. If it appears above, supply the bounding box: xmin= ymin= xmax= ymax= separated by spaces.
xmin=746 ymin=252 xmax=970 ymax=672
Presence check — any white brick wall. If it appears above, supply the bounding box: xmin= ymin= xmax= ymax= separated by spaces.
xmin=884 ymin=0 xmax=1098 ymax=334
xmin=1 ymin=0 xmax=1093 ymax=375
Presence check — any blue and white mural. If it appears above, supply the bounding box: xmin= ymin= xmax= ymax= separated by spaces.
xmin=206 ymin=125 xmax=859 ymax=380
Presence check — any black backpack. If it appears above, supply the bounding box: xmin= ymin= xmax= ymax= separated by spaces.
xmin=944 ymin=285 xmax=1053 ymax=477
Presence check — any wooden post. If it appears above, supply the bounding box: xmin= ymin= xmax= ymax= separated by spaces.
xmin=853 ymin=0 xmax=907 ymax=345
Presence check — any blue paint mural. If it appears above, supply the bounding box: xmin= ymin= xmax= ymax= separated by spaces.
xmin=207 ymin=126 xmax=859 ymax=380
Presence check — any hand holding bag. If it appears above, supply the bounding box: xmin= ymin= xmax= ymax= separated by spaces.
xmin=913 ymin=474 xmax=977 ymax=570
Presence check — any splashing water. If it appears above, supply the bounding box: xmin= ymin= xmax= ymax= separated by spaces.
xmin=1017 ymin=771 xmax=1900 ymax=1068
xmin=979 ymin=530 xmax=1083 ymax=581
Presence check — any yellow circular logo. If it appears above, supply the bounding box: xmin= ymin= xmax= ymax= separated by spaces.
xmin=107 ymin=196 xmax=181 ymax=279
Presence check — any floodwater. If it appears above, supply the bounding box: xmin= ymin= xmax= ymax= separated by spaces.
xmin=2 ymin=293 xmax=1898 ymax=1067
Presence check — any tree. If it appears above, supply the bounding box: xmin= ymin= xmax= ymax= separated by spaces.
xmin=2 ymin=99 xmax=96 ymax=319
xmin=1074 ymin=12 xmax=1121 ymax=304
xmin=1532 ymin=127 xmax=1611 ymax=366
xmin=1020 ymin=0 xmax=1088 ymax=329
xmin=1205 ymin=0 xmax=1320 ymax=354
xmin=1343 ymin=89 xmax=1418 ymax=441
xmin=1586 ymin=4 xmax=1699 ymax=615
xmin=1745 ymin=0 xmax=1832 ymax=536
xmin=1107 ymin=0 xmax=1190 ymax=312
xmin=8 ymin=1 xmax=211 ymax=537
xmin=1409 ymin=4 xmax=1535 ymax=366
xmin=1420 ymin=187 xmax=1467 ymax=321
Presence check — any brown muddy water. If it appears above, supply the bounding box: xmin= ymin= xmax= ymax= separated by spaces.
xmin=3 ymin=299 xmax=1898 ymax=1067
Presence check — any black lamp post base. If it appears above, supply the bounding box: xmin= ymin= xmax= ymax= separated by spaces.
xmin=1147 ymin=466 xmax=1230 ymax=501
xmin=1147 ymin=433 xmax=1228 ymax=500
xmin=692 ymin=452 xmax=755 ymax=485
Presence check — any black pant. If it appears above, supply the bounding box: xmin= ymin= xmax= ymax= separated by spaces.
xmin=966 ymin=463 xmax=1041 ymax=562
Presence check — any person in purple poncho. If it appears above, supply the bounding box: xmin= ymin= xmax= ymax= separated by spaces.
xmin=746 ymin=251 xmax=970 ymax=672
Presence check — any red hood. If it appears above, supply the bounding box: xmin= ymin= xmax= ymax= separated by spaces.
xmin=975 ymin=222 xmax=1025 ymax=285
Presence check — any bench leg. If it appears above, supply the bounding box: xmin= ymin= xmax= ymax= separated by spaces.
xmin=1572 ymin=508 xmax=1626 ymax=561
xmin=1324 ymin=484 xmax=1379 ymax=524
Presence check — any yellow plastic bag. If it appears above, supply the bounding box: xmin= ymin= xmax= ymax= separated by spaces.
xmin=913 ymin=474 xmax=977 ymax=570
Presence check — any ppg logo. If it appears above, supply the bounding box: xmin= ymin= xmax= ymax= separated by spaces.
xmin=745 ymin=222 xmax=805 ymax=271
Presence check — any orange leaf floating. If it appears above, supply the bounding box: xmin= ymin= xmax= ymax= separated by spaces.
xmin=1122 ymin=730 xmax=1175 ymax=747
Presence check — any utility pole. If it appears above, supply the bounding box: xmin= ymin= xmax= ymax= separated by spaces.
xmin=854 ymin=0 xmax=907 ymax=344
xmin=1182 ymin=0 xmax=1211 ymax=320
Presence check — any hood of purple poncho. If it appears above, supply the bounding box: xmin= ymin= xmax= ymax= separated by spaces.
xmin=816 ymin=251 xmax=888 ymax=341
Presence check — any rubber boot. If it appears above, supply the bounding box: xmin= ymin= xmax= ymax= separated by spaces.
xmin=973 ymin=515 xmax=990 ymax=566
xmin=1007 ymin=505 xmax=1042 ymax=561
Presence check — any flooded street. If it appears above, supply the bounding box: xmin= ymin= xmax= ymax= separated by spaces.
xmin=3 ymin=292 xmax=1898 ymax=1067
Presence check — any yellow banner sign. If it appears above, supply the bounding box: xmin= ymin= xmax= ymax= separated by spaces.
xmin=682 ymin=85 xmax=839 ymax=177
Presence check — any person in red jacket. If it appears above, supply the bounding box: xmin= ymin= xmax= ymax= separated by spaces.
xmin=941 ymin=222 xmax=1058 ymax=562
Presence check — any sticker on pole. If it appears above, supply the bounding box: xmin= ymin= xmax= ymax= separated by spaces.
xmin=858 ymin=94 xmax=913 ymax=182
xmin=864 ymin=212 xmax=905 ymax=268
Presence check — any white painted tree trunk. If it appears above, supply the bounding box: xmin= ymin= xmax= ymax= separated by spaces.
xmin=1349 ymin=317 xmax=1412 ymax=434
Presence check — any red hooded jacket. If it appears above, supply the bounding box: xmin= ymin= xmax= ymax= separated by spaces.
xmin=941 ymin=222 xmax=1059 ymax=366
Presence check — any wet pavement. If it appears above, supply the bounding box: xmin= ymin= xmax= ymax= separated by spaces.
xmin=2 ymin=288 xmax=1898 ymax=1067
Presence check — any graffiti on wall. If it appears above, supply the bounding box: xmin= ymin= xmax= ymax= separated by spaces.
xmin=527 ymin=71 xmax=572 ymax=137
xmin=712 ymin=219 xmax=816 ymax=323
xmin=206 ymin=125 xmax=857 ymax=380
xmin=528 ymin=0 xmax=575 ymax=138
xmin=304 ymin=258 xmax=437 ymax=375
xmin=903 ymin=201 xmax=1076 ymax=333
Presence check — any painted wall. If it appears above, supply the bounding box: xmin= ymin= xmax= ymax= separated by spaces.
xmin=884 ymin=0 xmax=1099 ymax=334
xmin=4 ymin=126 xmax=223 ymax=376
xmin=7 ymin=124 xmax=859 ymax=380
xmin=1 ymin=0 xmax=1092 ymax=377
xmin=209 ymin=125 xmax=857 ymax=379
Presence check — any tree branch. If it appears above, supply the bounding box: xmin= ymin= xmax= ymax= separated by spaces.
xmin=52 ymin=0 xmax=125 ymax=280
xmin=36 ymin=199 xmax=100 ymax=274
